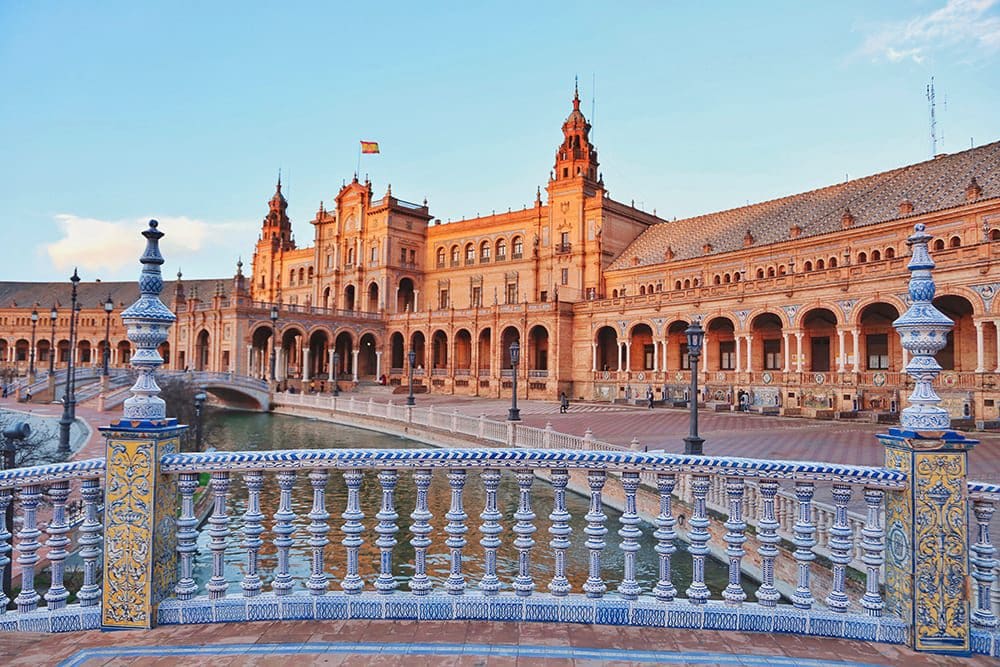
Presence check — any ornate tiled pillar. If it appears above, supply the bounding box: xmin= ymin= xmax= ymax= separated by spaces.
xmin=880 ymin=223 xmax=976 ymax=655
xmin=100 ymin=221 xmax=186 ymax=630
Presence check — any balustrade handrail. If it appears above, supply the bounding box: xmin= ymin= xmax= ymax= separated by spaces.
xmin=0 ymin=457 xmax=106 ymax=489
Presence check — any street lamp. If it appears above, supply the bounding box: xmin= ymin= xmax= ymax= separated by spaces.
xmin=1 ymin=421 xmax=30 ymax=598
xmin=406 ymin=349 xmax=416 ymax=406
xmin=269 ymin=304 xmax=279 ymax=381
xmin=508 ymin=340 xmax=521 ymax=421
xmin=28 ymin=309 xmax=38 ymax=378
xmin=48 ymin=306 xmax=57 ymax=374
xmin=193 ymin=390 xmax=207 ymax=451
xmin=683 ymin=320 xmax=705 ymax=455
xmin=59 ymin=269 xmax=81 ymax=453
xmin=102 ymin=294 xmax=113 ymax=376
xmin=332 ymin=351 xmax=340 ymax=396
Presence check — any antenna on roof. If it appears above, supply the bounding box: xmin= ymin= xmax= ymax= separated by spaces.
xmin=926 ymin=77 xmax=938 ymax=157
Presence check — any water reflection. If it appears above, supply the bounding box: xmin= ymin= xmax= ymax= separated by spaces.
xmin=192 ymin=412 xmax=743 ymax=597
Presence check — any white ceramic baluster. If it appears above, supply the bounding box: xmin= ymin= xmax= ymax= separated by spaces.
xmin=409 ymin=469 xmax=433 ymax=595
xmin=548 ymin=468 xmax=572 ymax=597
xmin=77 ymin=478 xmax=102 ymax=607
xmin=341 ymin=469 xmax=365 ymax=594
xmin=825 ymin=484 xmax=853 ymax=613
xmin=971 ymin=499 xmax=997 ymax=627
xmin=860 ymin=488 xmax=885 ymax=616
xmin=722 ymin=477 xmax=746 ymax=605
xmin=583 ymin=470 xmax=607 ymax=598
xmin=307 ymin=469 xmax=330 ymax=595
xmin=791 ymin=482 xmax=815 ymax=609
xmin=43 ymin=481 xmax=71 ymax=609
xmin=653 ymin=473 xmax=677 ymax=602
xmin=375 ymin=470 xmax=399 ymax=594
xmin=175 ymin=472 xmax=199 ymax=600
xmin=754 ymin=480 xmax=780 ymax=607
xmin=207 ymin=472 xmax=231 ymax=599
xmin=272 ymin=471 xmax=296 ymax=596
xmin=479 ymin=469 xmax=502 ymax=595
xmin=0 ymin=491 xmax=11 ymax=612
xmin=513 ymin=469 xmax=536 ymax=597
xmin=617 ymin=471 xmax=642 ymax=600
xmin=685 ymin=475 xmax=711 ymax=604
xmin=14 ymin=484 xmax=41 ymax=612
xmin=445 ymin=469 xmax=467 ymax=595
xmin=241 ymin=471 xmax=265 ymax=597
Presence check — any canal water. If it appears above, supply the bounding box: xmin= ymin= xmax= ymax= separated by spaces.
xmin=192 ymin=411 xmax=743 ymax=597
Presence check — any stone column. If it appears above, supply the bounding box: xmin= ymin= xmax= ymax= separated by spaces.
xmin=617 ymin=343 xmax=623 ymax=372
xmin=795 ymin=332 xmax=804 ymax=373
xmin=652 ymin=341 xmax=659 ymax=372
xmin=734 ymin=335 xmax=742 ymax=373
xmin=837 ymin=330 xmax=846 ymax=372
xmin=624 ymin=342 xmax=631 ymax=372
xmin=591 ymin=343 xmax=597 ymax=372
xmin=662 ymin=339 xmax=669 ymax=372
xmin=352 ymin=349 xmax=359 ymax=382
xmin=100 ymin=219 xmax=186 ymax=631
xmin=852 ymin=328 xmax=861 ymax=371
xmin=302 ymin=348 xmax=311 ymax=382
xmin=375 ymin=350 xmax=382 ymax=378
xmin=782 ymin=333 xmax=791 ymax=373
xmin=328 ymin=347 xmax=336 ymax=379
xmin=744 ymin=334 xmax=753 ymax=372
xmin=975 ymin=320 xmax=985 ymax=373
xmin=413 ymin=289 xmax=419 ymax=312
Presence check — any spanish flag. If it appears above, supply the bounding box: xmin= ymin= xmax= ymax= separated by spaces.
xmin=360 ymin=141 xmax=380 ymax=154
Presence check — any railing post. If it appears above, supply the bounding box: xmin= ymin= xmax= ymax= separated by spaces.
xmin=880 ymin=222 xmax=977 ymax=654
xmin=101 ymin=220 xmax=185 ymax=630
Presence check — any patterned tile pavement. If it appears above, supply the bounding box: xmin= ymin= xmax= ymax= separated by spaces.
xmin=2 ymin=619 xmax=996 ymax=666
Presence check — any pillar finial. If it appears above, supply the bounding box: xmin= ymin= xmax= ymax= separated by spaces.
xmin=117 ymin=219 xmax=177 ymax=424
xmin=893 ymin=223 xmax=954 ymax=432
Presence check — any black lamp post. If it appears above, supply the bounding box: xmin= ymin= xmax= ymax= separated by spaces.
xmin=508 ymin=340 xmax=521 ymax=421
xmin=332 ymin=351 xmax=340 ymax=396
xmin=193 ymin=390 xmax=207 ymax=451
xmin=48 ymin=306 xmax=57 ymax=375
xmin=406 ymin=349 xmax=416 ymax=406
xmin=683 ymin=320 xmax=705 ymax=455
xmin=28 ymin=309 xmax=38 ymax=378
xmin=102 ymin=294 xmax=113 ymax=376
xmin=269 ymin=304 xmax=278 ymax=381
xmin=58 ymin=269 xmax=81 ymax=453
xmin=1 ymin=420 xmax=30 ymax=599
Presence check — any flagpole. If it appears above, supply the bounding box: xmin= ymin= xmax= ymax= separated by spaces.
xmin=356 ymin=141 xmax=361 ymax=178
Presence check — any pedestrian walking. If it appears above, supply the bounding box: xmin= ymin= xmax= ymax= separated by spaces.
xmin=646 ymin=386 xmax=654 ymax=409
xmin=560 ymin=392 xmax=569 ymax=414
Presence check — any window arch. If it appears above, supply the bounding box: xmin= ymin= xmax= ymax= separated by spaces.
xmin=756 ymin=268 xmax=765 ymax=280
xmin=436 ymin=247 xmax=446 ymax=267
xmin=829 ymin=257 xmax=838 ymax=268
xmin=289 ymin=269 xmax=296 ymax=285
xmin=713 ymin=275 xmax=721 ymax=285
xmin=871 ymin=249 xmax=881 ymax=261
xmin=347 ymin=248 xmax=355 ymax=265
xmin=450 ymin=245 xmax=460 ymax=265
xmin=766 ymin=267 xmax=776 ymax=278
xmin=857 ymin=252 xmax=868 ymax=264
xmin=683 ymin=279 xmax=691 ymax=289
xmin=612 ymin=289 xmax=619 ymax=298
xmin=950 ymin=235 xmax=961 ymax=248
xmin=674 ymin=280 xmax=682 ymax=290
xmin=496 ymin=238 xmax=507 ymax=260
xmin=886 ymin=247 xmax=896 ymax=258
xmin=512 ymin=236 xmax=524 ymax=259
xmin=639 ymin=285 xmax=646 ymax=295
xmin=778 ymin=265 xmax=787 ymax=276
xmin=804 ymin=260 xmax=813 ymax=272
xmin=990 ymin=229 xmax=1000 ymax=242
xmin=299 ymin=268 xmax=305 ymax=283
xmin=308 ymin=266 xmax=314 ymax=283
xmin=933 ymin=239 xmax=945 ymax=251
xmin=480 ymin=240 xmax=491 ymax=261
xmin=817 ymin=259 xmax=826 ymax=270
xmin=465 ymin=243 xmax=475 ymax=264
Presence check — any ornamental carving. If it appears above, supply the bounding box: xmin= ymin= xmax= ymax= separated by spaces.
xmin=971 ymin=283 xmax=1000 ymax=312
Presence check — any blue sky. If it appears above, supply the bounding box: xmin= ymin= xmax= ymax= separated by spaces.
xmin=2 ymin=1 xmax=998 ymax=283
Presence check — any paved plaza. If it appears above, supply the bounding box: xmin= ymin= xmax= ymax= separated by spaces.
xmin=2 ymin=619 xmax=996 ymax=666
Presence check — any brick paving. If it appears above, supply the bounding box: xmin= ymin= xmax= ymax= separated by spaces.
xmin=1 ymin=619 xmax=995 ymax=666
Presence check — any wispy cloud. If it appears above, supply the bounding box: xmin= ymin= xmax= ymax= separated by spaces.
xmin=43 ymin=214 xmax=254 ymax=278
xmin=858 ymin=0 xmax=1000 ymax=64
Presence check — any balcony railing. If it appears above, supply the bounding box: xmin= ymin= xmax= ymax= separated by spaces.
xmin=555 ymin=243 xmax=572 ymax=254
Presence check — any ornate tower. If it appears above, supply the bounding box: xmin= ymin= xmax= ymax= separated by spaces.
xmin=251 ymin=177 xmax=296 ymax=302
xmin=552 ymin=81 xmax=599 ymax=184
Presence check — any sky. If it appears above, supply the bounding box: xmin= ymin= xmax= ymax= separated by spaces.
xmin=1 ymin=1 xmax=999 ymax=284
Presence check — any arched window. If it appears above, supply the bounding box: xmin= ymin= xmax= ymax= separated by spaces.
xmin=713 ymin=275 xmax=721 ymax=285
xmin=804 ymin=261 xmax=813 ymax=271
xmin=512 ymin=236 xmax=524 ymax=259
xmin=767 ymin=267 xmax=776 ymax=278
xmin=612 ymin=289 xmax=619 ymax=298
xmin=733 ymin=273 xmax=741 ymax=282
xmin=724 ymin=273 xmax=731 ymax=284
xmin=933 ymin=239 xmax=945 ymax=251
xmin=639 ymin=286 xmax=646 ymax=295
xmin=465 ymin=243 xmax=475 ymax=263
xmin=778 ymin=265 xmax=787 ymax=276
xmin=990 ymin=229 xmax=1000 ymax=242
xmin=450 ymin=245 xmax=460 ymax=265
xmin=871 ymin=249 xmax=881 ymax=261
xmin=298 ymin=268 xmax=305 ymax=283
xmin=756 ymin=268 xmax=765 ymax=279
xmin=857 ymin=252 xmax=868 ymax=264
xmin=950 ymin=236 xmax=961 ymax=248
xmin=347 ymin=248 xmax=355 ymax=265
xmin=674 ymin=280 xmax=682 ymax=290
xmin=683 ymin=279 xmax=691 ymax=289
xmin=886 ymin=247 xmax=896 ymax=258
xmin=480 ymin=241 xmax=491 ymax=261
xmin=289 ymin=269 xmax=296 ymax=285
xmin=829 ymin=257 xmax=838 ymax=268
xmin=496 ymin=238 xmax=507 ymax=260
xmin=817 ymin=259 xmax=825 ymax=270
xmin=436 ymin=247 xmax=446 ymax=267
xmin=308 ymin=267 xmax=314 ymax=283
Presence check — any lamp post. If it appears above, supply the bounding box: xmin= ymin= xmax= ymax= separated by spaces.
xmin=102 ymin=294 xmax=113 ymax=376
xmin=269 ymin=304 xmax=278 ymax=381
xmin=28 ymin=309 xmax=38 ymax=378
xmin=1 ymin=421 xmax=30 ymax=599
xmin=683 ymin=320 xmax=705 ymax=455
xmin=193 ymin=390 xmax=207 ymax=452
xmin=406 ymin=349 xmax=416 ymax=406
xmin=48 ymin=306 xmax=57 ymax=374
xmin=332 ymin=351 xmax=340 ymax=396
xmin=508 ymin=340 xmax=521 ymax=421
xmin=58 ymin=269 xmax=81 ymax=453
